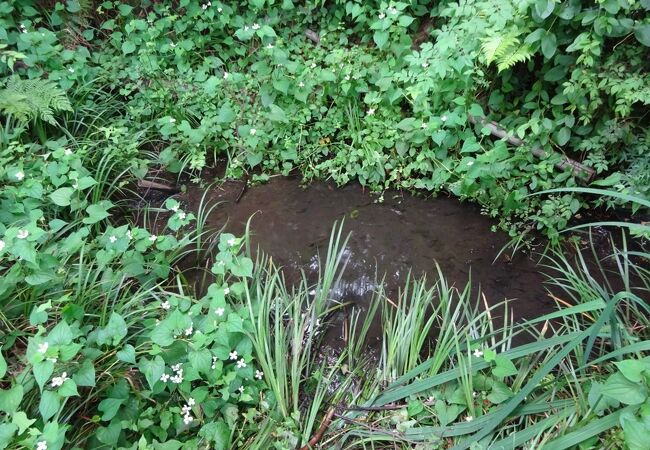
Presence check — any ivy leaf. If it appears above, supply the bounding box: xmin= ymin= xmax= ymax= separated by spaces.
xmin=602 ymin=372 xmax=648 ymax=405
xmin=373 ymin=31 xmax=389 ymax=49
xmin=541 ymin=32 xmax=557 ymax=59
xmin=33 ymin=360 xmax=55 ymax=392
xmin=83 ymin=202 xmax=112 ymax=224
xmin=11 ymin=411 xmax=35 ymax=435
xmin=98 ymin=398 xmax=124 ymax=421
xmin=231 ymin=257 xmax=253 ymax=278
xmin=634 ymin=24 xmax=650 ymax=47
xmin=0 ymin=385 xmax=23 ymax=414
xmin=268 ymin=104 xmax=288 ymax=123
xmin=492 ymin=356 xmax=518 ymax=378
xmin=59 ymin=379 xmax=79 ymax=397
xmin=39 ymin=390 xmax=60 ymax=421
xmin=138 ymin=355 xmax=165 ymax=390
xmin=50 ymin=187 xmax=74 ymax=206
xmin=74 ymin=359 xmax=96 ymax=387
xmin=122 ymin=40 xmax=136 ymax=54
xmin=116 ymin=344 xmax=136 ymax=364
xmin=96 ymin=312 xmax=128 ymax=347
xmin=48 ymin=321 xmax=73 ymax=346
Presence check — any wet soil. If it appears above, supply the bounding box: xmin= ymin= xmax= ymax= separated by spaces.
xmin=150 ymin=175 xmax=559 ymax=348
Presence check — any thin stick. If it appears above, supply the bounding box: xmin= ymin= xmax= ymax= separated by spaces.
xmin=299 ymin=407 xmax=336 ymax=450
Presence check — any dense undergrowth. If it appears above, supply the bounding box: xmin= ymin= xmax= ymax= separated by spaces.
xmin=1 ymin=1 xmax=649 ymax=449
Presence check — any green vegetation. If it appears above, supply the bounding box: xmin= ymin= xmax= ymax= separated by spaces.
xmin=1 ymin=1 xmax=649 ymax=449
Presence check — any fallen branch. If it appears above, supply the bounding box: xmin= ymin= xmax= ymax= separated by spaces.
xmin=137 ymin=179 xmax=178 ymax=193
xmin=299 ymin=407 xmax=336 ymax=450
xmin=468 ymin=115 xmax=595 ymax=182
xmin=305 ymin=29 xmax=320 ymax=45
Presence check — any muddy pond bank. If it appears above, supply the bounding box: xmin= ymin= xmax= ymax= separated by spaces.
xmin=139 ymin=175 xmax=561 ymax=348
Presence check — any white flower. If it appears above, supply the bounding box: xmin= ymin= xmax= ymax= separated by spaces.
xmin=473 ymin=348 xmax=483 ymax=358
xmin=227 ymin=237 xmax=237 ymax=246
xmin=249 ymin=128 xmax=256 ymax=136
xmin=149 ymin=235 xmax=157 ymax=242
xmin=17 ymin=229 xmax=29 ymax=239
xmin=255 ymin=370 xmax=264 ymax=380
xmin=215 ymin=307 xmax=225 ymax=316
xmin=421 ymin=122 xmax=428 ymax=129
xmin=229 ymin=350 xmax=238 ymax=360
xmin=187 ymin=397 xmax=195 ymax=406
xmin=223 ymin=71 xmax=229 ymax=79
xmin=467 ymin=161 xmax=474 ymax=166
xmin=172 ymin=363 xmax=182 ymax=372
xmin=183 ymin=414 xmax=193 ymax=425
xmin=472 ymin=391 xmax=478 ymax=398
xmin=310 ymin=63 xmax=317 ymax=69
xmin=422 ymin=62 xmax=429 ymax=68
xmin=252 ymin=23 xmax=260 ymax=30
xmin=72 ymin=182 xmax=79 ymax=189
xmin=378 ymin=12 xmax=386 ymax=19
xmin=178 ymin=212 xmax=186 ymax=220
xmin=171 ymin=204 xmax=179 ymax=212
xmin=0 ymin=240 xmax=4 ymax=252
xmin=184 ymin=325 xmax=193 ymax=336
xmin=171 ymin=374 xmax=184 ymax=384
xmin=217 ymin=7 xmax=223 ymax=12
xmin=244 ymin=26 xmax=250 ymax=31
xmin=161 ymin=300 xmax=170 ymax=310
xmin=37 ymin=441 xmax=48 ymax=450
xmin=367 ymin=108 xmax=375 ymax=116
xmin=170 ymin=42 xmax=176 ymax=48
xmin=38 ymin=342 xmax=49 ymax=354
xmin=212 ymin=356 xmax=218 ymax=369
xmin=64 ymin=148 xmax=73 ymax=155
xmin=182 ymin=405 xmax=191 ymax=414
xmin=126 ymin=230 xmax=132 ymax=240
xmin=160 ymin=373 xmax=170 ymax=382
xmin=267 ymin=43 xmax=274 ymax=49
xmin=237 ymin=358 xmax=247 ymax=369
xmin=109 ymin=235 xmax=117 ymax=243
xmin=465 ymin=415 xmax=473 ymax=422
xmin=217 ymin=260 xmax=225 ymax=266
xmin=441 ymin=115 xmax=448 ymax=122
xmin=224 ymin=287 xmax=230 ymax=295
xmin=298 ymin=81 xmax=305 ymax=87
xmin=15 ymin=171 xmax=25 ymax=181
xmin=389 ymin=6 xmax=398 ymax=14
xmin=51 ymin=372 xmax=68 ymax=388
xmin=238 ymin=386 xmax=244 ymax=393
xmin=344 ymin=75 xmax=350 ymax=81
xmin=201 ymin=3 xmax=208 ymax=9
xmin=169 ymin=117 xmax=176 ymax=123
xmin=68 ymin=68 xmax=74 ymax=73
xmin=47 ymin=357 xmax=57 ymax=363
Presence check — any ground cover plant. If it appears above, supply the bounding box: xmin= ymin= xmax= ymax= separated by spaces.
xmin=1 ymin=0 xmax=649 ymax=449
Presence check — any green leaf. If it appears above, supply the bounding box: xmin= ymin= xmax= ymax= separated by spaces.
xmin=96 ymin=312 xmax=128 ymax=346
xmin=0 ymin=352 xmax=6 ymax=379
xmin=74 ymin=359 xmax=96 ymax=387
xmin=122 ymin=40 xmax=136 ymax=54
xmin=556 ymin=127 xmax=571 ymax=146
xmin=615 ymin=358 xmax=650 ymax=383
xmin=373 ymin=30 xmax=389 ymax=49
xmin=0 ymin=424 xmax=18 ymax=449
xmin=634 ymin=24 xmax=650 ymax=46
xmin=492 ymin=357 xmax=518 ymax=378
xmin=535 ymin=0 xmax=555 ymax=19
xmin=231 ymin=257 xmax=253 ymax=278
xmin=0 ymin=385 xmax=23 ymax=414
xmin=621 ymin=411 xmax=650 ymax=450
xmin=11 ymin=411 xmax=35 ymax=435
xmin=48 ymin=321 xmax=73 ymax=346
xmin=138 ymin=355 xmax=165 ymax=390
xmin=216 ymin=103 xmax=236 ymax=123
xmin=199 ymin=420 xmax=231 ymax=449
xmin=59 ymin=379 xmax=79 ymax=397
xmin=268 ymin=104 xmax=288 ymax=123
xmin=33 ymin=360 xmax=55 ymax=392
xmin=541 ymin=32 xmax=557 ymax=59
xmin=602 ymin=372 xmax=648 ymax=405
xmin=39 ymin=390 xmax=60 ymax=421
xmin=189 ymin=349 xmax=212 ymax=374
xmin=117 ymin=344 xmax=136 ymax=364
xmin=83 ymin=202 xmax=112 ymax=224
xmin=98 ymin=398 xmax=124 ymax=421
xmin=50 ymin=187 xmax=74 ymax=206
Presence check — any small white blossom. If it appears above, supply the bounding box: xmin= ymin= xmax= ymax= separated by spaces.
xmin=182 ymin=404 xmax=192 ymax=414
xmin=170 ymin=42 xmax=176 ymax=48
xmin=298 ymin=81 xmax=305 ymax=87
xmin=465 ymin=415 xmax=473 ymax=422
xmin=126 ymin=230 xmax=132 ymax=240
xmin=184 ymin=324 xmax=193 ymax=336
xmin=255 ymin=370 xmax=264 ymax=380
xmin=229 ymin=350 xmax=238 ymax=360
xmin=467 ymin=161 xmax=474 ymax=166
xmin=64 ymin=148 xmax=73 ymax=156
xmin=149 ymin=235 xmax=157 ymax=242
xmin=183 ymin=414 xmax=193 ymax=425
xmin=160 ymin=373 xmax=170 ymax=382
xmin=51 ymin=372 xmax=68 ymax=388
xmin=202 ymin=3 xmax=208 ymax=9
xmin=38 ymin=342 xmax=49 ymax=354
xmin=267 ymin=43 xmax=274 ymax=49
xmin=171 ymin=374 xmax=184 ymax=384
xmin=249 ymin=128 xmax=256 ymax=136
xmin=344 ymin=75 xmax=350 ymax=81
xmin=244 ymin=26 xmax=250 ymax=31
xmin=223 ymin=71 xmax=229 ymax=79
xmin=421 ymin=122 xmax=428 ymax=129
xmin=17 ymin=229 xmax=29 ymax=239
xmin=171 ymin=363 xmax=182 ymax=372
xmin=227 ymin=237 xmax=237 ymax=246
xmin=211 ymin=356 xmax=218 ymax=369
xmin=169 ymin=117 xmax=176 ymax=123
xmin=378 ymin=12 xmax=386 ymax=19
xmin=473 ymin=391 xmax=478 ymax=398
xmin=215 ymin=307 xmax=225 ymax=316
xmin=422 ymin=62 xmax=429 ymax=68
xmin=237 ymin=358 xmax=247 ymax=369
xmin=441 ymin=115 xmax=448 ymax=122
xmin=161 ymin=300 xmax=170 ymax=310
xmin=171 ymin=204 xmax=179 ymax=212
xmin=37 ymin=441 xmax=48 ymax=450
xmin=224 ymin=287 xmax=230 ymax=295
xmin=15 ymin=171 xmax=25 ymax=181
xmin=252 ymin=23 xmax=260 ymax=30
xmin=310 ymin=63 xmax=317 ymax=69
xmin=109 ymin=235 xmax=117 ymax=243
xmin=68 ymin=68 xmax=74 ymax=73
xmin=217 ymin=7 xmax=223 ymax=12
xmin=473 ymin=348 xmax=483 ymax=358
xmin=187 ymin=397 xmax=196 ymax=406
xmin=238 ymin=386 xmax=244 ymax=393
xmin=367 ymin=108 xmax=375 ymax=116
xmin=178 ymin=212 xmax=186 ymax=220
xmin=0 ymin=240 xmax=5 ymax=252
xmin=389 ymin=6 xmax=398 ymax=14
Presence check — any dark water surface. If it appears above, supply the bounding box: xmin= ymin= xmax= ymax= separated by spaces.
xmin=169 ymin=176 xmax=556 ymax=347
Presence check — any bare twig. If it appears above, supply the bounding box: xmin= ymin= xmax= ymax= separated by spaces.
xmin=299 ymin=407 xmax=336 ymax=450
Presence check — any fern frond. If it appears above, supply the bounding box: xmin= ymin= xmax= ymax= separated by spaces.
xmin=496 ymin=45 xmax=534 ymax=72
xmin=481 ymin=34 xmax=520 ymax=66
xmin=0 ymin=77 xmax=72 ymax=125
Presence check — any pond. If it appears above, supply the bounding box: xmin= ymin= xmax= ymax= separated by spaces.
xmin=147 ymin=175 xmax=557 ymax=350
